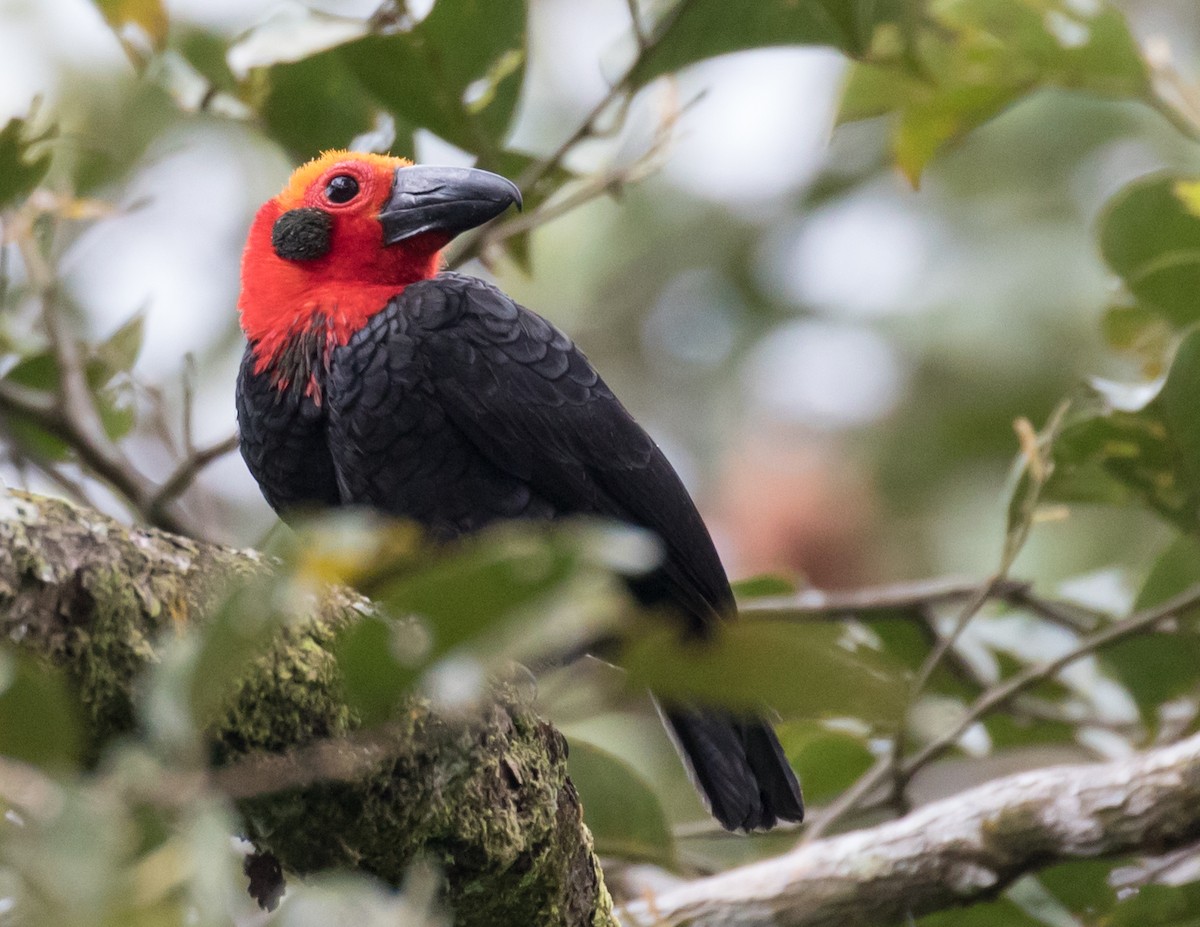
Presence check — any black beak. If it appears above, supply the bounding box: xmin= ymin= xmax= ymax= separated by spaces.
xmin=379 ymin=165 xmax=522 ymax=246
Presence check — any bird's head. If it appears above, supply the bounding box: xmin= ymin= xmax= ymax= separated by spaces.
xmin=239 ymin=150 xmax=521 ymax=369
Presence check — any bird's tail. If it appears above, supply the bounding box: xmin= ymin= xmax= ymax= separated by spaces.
xmin=659 ymin=704 xmax=804 ymax=832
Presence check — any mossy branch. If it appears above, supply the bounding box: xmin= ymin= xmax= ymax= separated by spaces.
xmin=0 ymin=487 xmax=614 ymax=927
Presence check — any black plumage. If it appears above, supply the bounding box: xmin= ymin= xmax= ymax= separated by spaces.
xmin=237 ymin=272 xmax=803 ymax=831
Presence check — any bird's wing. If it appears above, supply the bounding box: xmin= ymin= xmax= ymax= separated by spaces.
xmin=344 ymin=273 xmax=735 ymax=629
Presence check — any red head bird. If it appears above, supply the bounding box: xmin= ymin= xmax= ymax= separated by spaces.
xmin=240 ymin=150 xmax=520 ymax=383
xmin=236 ymin=151 xmax=803 ymax=833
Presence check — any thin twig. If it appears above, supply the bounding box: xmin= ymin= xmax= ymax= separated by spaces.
xmin=801 ymin=752 xmax=895 ymax=842
xmin=741 ymin=576 xmax=1030 ymax=618
xmin=147 ymin=432 xmax=241 ymax=522
xmin=899 ymin=581 xmax=1200 ymax=781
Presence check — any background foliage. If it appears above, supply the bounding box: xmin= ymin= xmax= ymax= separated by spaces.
xmin=5 ymin=0 xmax=1200 ymax=923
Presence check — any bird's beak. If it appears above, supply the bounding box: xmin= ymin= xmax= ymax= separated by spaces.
xmin=378 ymin=165 xmax=522 ymax=246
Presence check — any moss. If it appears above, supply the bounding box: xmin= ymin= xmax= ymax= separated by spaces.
xmin=0 ymin=490 xmax=615 ymax=926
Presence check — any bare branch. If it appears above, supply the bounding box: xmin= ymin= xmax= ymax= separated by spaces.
xmin=146 ymin=431 xmax=240 ymax=523
xmin=740 ymin=575 xmax=1030 ymax=618
xmin=622 ymin=731 xmax=1200 ymax=927
xmin=898 ymin=581 xmax=1200 ymax=782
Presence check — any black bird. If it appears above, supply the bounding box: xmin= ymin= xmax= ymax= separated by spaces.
xmin=235 ymin=151 xmax=804 ymax=830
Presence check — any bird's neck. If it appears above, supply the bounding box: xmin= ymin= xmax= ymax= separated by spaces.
xmin=239 ymin=205 xmax=440 ymax=383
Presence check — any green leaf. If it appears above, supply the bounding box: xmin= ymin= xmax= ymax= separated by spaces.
xmin=841 ymin=0 xmax=1149 ymax=183
xmin=3 ymin=352 xmax=58 ymax=392
xmin=566 ymin=739 xmax=675 ymax=866
xmin=256 ymin=50 xmax=385 ymax=160
xmin=731 ymin=574 xmax=798 ymax=600
xmin=1102 ymin=303 xmax=1173 ymax=376
xmin=632 ymin=0 xmax=907 ymax=86
xmin=339 ymin=0 xmax=526 ymax=165
xmin=92 ymin=313 xmax=145 ymax=383
xmin=1160 ymin=328 xmax=1200 ymax=503
xmin=327 ymin=522 xmax=599 ymax=724
xmin=1038 ymin=372 xmax=1200 ymax=533
xmin=1136 ymin=534 xmax=1200 ymax=613
xmin=332 ymin=615 xmax=418 ymax=726
xmin=1109 ymin=882 xmax=1200 ymax=926
xmin=187 ymin=576 xmax=291 ymax=728
xmin=1 ymin=416 xmax=71 ymax=460
xmin=178 ymin=29 xmax=240 ymax=97
xmin=1104 ymin=628 xmax=1200 ymax=718
xmin=916 ymin=896 xmax=1045 ymax=927
xmin=777 ymin=721 xmax=874 ymax=804
xmin=90 ymin=0 xmax=169 ymax=55
xmin=620 ymin=619 xmax=905 ymax=722
xmin=0 ymin=112 xmax=53 ymax=210
xmin=1101 ymin=176 xmax=1200 ymax=329
xmin=371 ymin=528 xmax=580 ymax=659
xmin=1103 ymin=534 xmax=1200 ymax=718
xmin=96 ymin=384 xmax=136 ymax=441
xmin=0 ymin=649 xmax=83 ymax=771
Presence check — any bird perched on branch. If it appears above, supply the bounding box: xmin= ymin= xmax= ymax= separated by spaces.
xmin=235 ymin=150 xmax=803 ymax=831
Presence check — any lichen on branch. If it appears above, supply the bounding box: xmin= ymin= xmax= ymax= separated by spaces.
xmin=0 ymin=487 xmax=613 ymax=927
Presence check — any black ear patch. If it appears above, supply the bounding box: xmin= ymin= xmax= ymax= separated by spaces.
xmin=272 ymin=208 xmax=332 ymax=261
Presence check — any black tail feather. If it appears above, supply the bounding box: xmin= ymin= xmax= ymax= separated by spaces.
xmin=660 ymin=704 xmax=804 ymax=832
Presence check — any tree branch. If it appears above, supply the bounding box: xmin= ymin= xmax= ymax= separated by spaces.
xmin=622 ymin=732 xmax=1200 ymax=927
xmin=0 ymin=488 xmax=614 ymax=927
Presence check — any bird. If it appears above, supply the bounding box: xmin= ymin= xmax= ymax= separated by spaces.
xmin=235 ymin=150 xmax=804 ymax=831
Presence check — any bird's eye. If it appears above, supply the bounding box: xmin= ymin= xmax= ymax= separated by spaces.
xmin=325 ymin=174 xmax=360 ymax=204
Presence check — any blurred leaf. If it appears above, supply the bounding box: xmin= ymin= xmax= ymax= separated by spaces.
xmin=227 ymin=7 xmax=368 ymax=76
xmin=3 ymin=352 xmax=58 ymax=391
xmin=632 ymin=0 xmax=908 ymax=86
xmin=1108 ymin=882 xmax=1200 ymax=926
xmin=620 ymin=619 xmax=905 ymax=721
xmin=91 ymin=0 xmax=169 ymax=57
xmin=1135 ymin=534 xmax=1200 ymax=613
xmin=73 ymin=82 xmax=177 ymax=194
xmin=841 ymin=0 xmax=1148 ymax=183
xmin=96 ymin=383 xmax=136 ymax=441
xmin=869 ymin=612 xmax=937 ymax=671
xmin=255 ymin=50 xmax=386 ymax=160
xmin=1101 ymin=176 xmax=1200 ymax=329
xmin=566 ymin=739 xmax=675 ymax=866
xmin=1103 ymin=629 xmax=1200 ymax=719
xmin=340 ymin=0 xmax=526 ymax=165
xmin=961 ymin=857 xmax=1200 ymax=926
xmin=777 ymin=721 xmax=874 ymax=804
xmin=1103 ymin=303 xmax=1173 ymax=377
xmin=1103 ymin=534 xmax=1200 ymax=717
xmin=1160 ymin=328 xmax=1200 ymax=496
xmin=1036 ymin=856 xmax=1115 ymax=917
xmin=371 ymin=529 xmax=581 ymax=659
xmin=3 ymin=421 xmax=71 ymax=460
xmin=0 ymin=354 xmax=70 ymax=459
xmin=731 ymin=574 xmax=798 ymax=600
xmin=187 ymin=576 xmax=290 ymax=728
xmin=916 ymin=896 xmax=1046 ymax=926
xmin=0 ymin=112 xmax=53 ymax=210
xmin=330 ymin=524 xmax=591 ymax=723
xmin=1 ymin=783 xmax=137 ymax=924
xmin=178 ymin=29 xmax=240 ymax=96
xmin=0 ymin=649 xmax=83 ymax=771
xmin=984 ymin=713 xmax=1075 ymax=750
xmin=92 ymin=313 xmax=145 ymax=382
xmin=332 ymin=615 xmax=417 ymax=726
xmin=1039 ymin=364 xmax=1200 ymax=533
